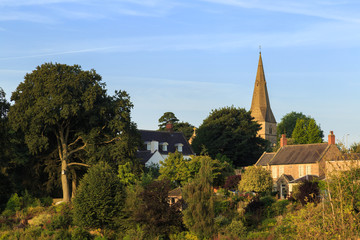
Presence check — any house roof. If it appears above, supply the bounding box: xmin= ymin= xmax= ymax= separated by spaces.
xmin=168 ymin=187 xmax=182 ymax=197
xmin=139 ymin=129 xmax=194 ymax=156
xmin=269 ymin=143 xmax=330 ymax=165
xmin=255 ymin=152 xmax=275 ymax=166
xmin=289 ymin=175 xmax=319 ymax=184
xmin=136 ymin=150 xmax=156 ymax=164
xmin=250 ymin=52 xmax=276 ymax=123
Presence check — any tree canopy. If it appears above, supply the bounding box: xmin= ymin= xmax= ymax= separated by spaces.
xmin=292 ymin=118 xmax=323 ymax=144
xmin=9 ymin=63 xmax=140 ymax=202
xmin=191 ymin=106 xmax=269 ymax=167
xmin=277 ymin=111 xmax=309 ymax=138
xmin=238 ymin=166 xmax=273 ymax=193
xmin=158 ymin=112 xmax=194 ymax=140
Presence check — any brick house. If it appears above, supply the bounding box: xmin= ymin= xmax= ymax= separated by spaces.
xmin=255 ymin=131 xmax=342 ymax=197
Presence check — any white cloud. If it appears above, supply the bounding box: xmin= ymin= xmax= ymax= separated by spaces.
xmin=200 ymin=0 xmax=360 ymax=23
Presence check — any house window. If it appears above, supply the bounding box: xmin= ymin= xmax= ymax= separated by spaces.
xmin=175 ymin=143 xmax=183 ymax=152
xmin=299 ymin=165 xmax=304 ymax=178
xmin=160 ymin=142 xmax=168 ymax=151
xmin=279 ymin=166 xmax=284 ymax=176
xmin=306 ymin=165 xmax=311 ymax=175
xmin=144 ymin=141 xmax=151 ymax=151
xmin=272 ymin=166 xmax=277 ymax=178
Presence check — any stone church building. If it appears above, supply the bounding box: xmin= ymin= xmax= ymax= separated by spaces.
xmin=250 ymin=52 xmax=277 ymax=146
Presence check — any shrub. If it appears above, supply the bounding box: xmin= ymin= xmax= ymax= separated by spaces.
xmin=238 ymin=166 xmax=272 ymax=194
xmin=4 ymin=193 xmax=22 ymax=213
xmin=73 ymin=161 xmax=125 ymax=230
xmin=71 ymin=227 xmax=93 ymax=240
xmin=224 ymin=219 xmax=247 ymax=239
xmin=295 ymin=180 xmax=320 ymax=205
xmin=224 ymin=175 xmax=241 ymax=191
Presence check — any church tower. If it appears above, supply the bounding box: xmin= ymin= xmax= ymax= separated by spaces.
xmin=250 ymin=52 xmax=277 ymax=145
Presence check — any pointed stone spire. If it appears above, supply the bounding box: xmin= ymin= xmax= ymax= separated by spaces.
xmin=250 ymin=52 xmax=277 ymax=145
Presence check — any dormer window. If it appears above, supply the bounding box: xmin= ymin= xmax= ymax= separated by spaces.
xmin=175 ymin=143 xmax=183 ymax=152
xmin=144 ymin=141 xmax=151 ymax=151
xmin=160 ymin=142 xmax=168 ymax=151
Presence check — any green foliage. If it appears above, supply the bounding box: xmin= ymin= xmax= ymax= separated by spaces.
xmin=9 ymin=63 xmax=140 ymax=201
xmin=277 ymin=111 xmax=308 ymax=138
xmin=294 ymin=180 xmax=320 ymax=205
xmin=159 ymin=151 xmax=190 ymax=187
xmin=71 ymin=227 xmax=93 ymax=240
xmin=238 ymin=166 xmax=273 ymax=193
xmin=191 ymin=106 xmax=269 ymax=167
xmin=292 ymin=118 xmax=323 ymax=144
xmin=159 ymin=153 xmax=233 ymax=188
xmin=73 ymin=161 xmax=125 ymax=230
xmin=158 ymin=112 xmax=179 ymax=129
xmin=183 ymin=157 xmax=215 ymax=239
xmin=224 ymin=219 xmax=247 ymax=239
xmin=158 ymin=112 xmax=195 ymax=140
xmin=133 ymin=179 xmax=183 ymax=238
xmin=4 ymin=193 xmax=22 ymax=213
xmin=118 ymin=162 xmax=137 ymax=187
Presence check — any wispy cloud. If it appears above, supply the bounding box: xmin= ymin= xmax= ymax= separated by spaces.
xmin=200 ymin=0 xmax=360 ymax=23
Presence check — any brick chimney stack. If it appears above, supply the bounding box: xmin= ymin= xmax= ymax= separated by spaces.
xmin=328 ymin=131 xmax=335 ymax=145
xmin=280 ymin=134 xmax=287 ymax=147
xmin=166 ymin=121 xmax=174 ymax=132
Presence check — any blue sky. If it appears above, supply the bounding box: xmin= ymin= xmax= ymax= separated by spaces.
xmin=1 ymin=0 xmax=360 ymax=146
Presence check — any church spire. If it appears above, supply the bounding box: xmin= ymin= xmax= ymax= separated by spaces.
xmin=250 ymin=52 xmax=277 ymax=145
xmin=250 ymin=52 xmax=276 ymax=124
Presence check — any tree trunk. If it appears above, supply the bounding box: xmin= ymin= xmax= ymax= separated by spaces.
xmin=61 ymin=159 xmax=71 ymax=202
xmin=71 ymin=169 xmax=77 ymax=200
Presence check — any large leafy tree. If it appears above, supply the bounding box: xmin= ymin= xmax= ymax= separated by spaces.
xmin=191 ymin=106 xmax=269 ymax=167
xmin=292 ymin=118 xmax=323 ymax=144
xmin=9 ymin=63 xmax=140 ymax=202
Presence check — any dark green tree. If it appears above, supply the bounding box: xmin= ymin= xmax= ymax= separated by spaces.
xmin=277 ymin=111 xmax=309 ymax=138
xmin=158 ymin=112 xmax=179 ymax=129
xmin=158 ymin=112 xmax=194 ymax=140
xmin=73 ymin=161 xmax=125 ymax=230
xmin=191 ymin=106 xmax=269 ymax=167
xmin=292 ymin=118 xmax=323 ymax=144
xmin=133 ymin=179 xmax=183 ymax=238
xmin=182 ymin=156 xmax=215 ymax=239
xmin=9 ymin=63 xmax=140 ymax=202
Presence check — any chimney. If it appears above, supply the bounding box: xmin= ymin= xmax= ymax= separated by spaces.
xmin=328 ymin=131 xmax=335 ymax=145
xmin=166 ymin=121 xmax=173 ymax=132
xmin=280 ymin=134 xmax=287 ymax=147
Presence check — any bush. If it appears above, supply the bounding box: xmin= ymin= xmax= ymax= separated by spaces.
xmin=71 ymin=227 xmax=93 ymax=240
xmin=224 ymin=175 xmax=241 ymax=191
xmin=4 ymin=193 xmax=22 ymax=213
xmin=73 ymin=161 xmax=125 ymax=230
xmin=295 ymin=180 xmax=320 ymax=205
xmin=224 ymin=219 xmax=247 ymax=239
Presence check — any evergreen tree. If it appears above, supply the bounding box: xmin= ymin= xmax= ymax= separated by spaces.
xmin=182 ymin=156 xmax=215 ymax=239
xmin=292 ymin=118 xmax=323 ymax=144
xmin=277 ymin=111 xmax=309 ymax=138
xmin=73 ymin=161 xmax=125 ymax=230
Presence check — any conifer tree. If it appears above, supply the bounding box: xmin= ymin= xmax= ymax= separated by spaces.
xmin=182 ymin=156 xmax=215 ymax=239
